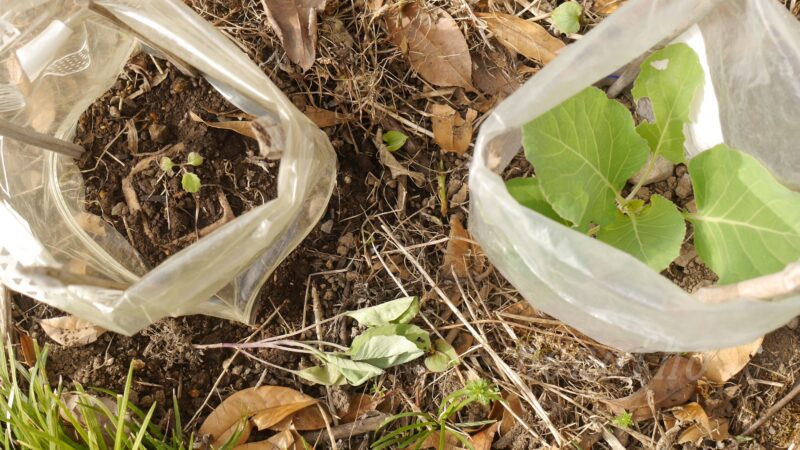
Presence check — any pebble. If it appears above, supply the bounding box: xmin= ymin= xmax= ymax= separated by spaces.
xmin=320 ymin=219 xmax=334 ymax=234
xmin=630 ymin=155 xmax=674 ymax=185
xmin=675 ymin=173 xmax=692 ymax=198
xmin=108 ymin=106 xmax=120 ymax=118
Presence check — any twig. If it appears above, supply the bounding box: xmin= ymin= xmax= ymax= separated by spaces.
xmin=742 ymin=381 xmax=800 ymax=436
xmin=301 ymin=411 xmax=389 ymax=444
xmin=694 ymin=261 xmax=800 ymax=304
xmin=0 ymin=119 xmax=85 ymax=159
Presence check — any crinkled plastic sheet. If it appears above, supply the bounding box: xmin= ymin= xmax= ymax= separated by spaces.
xmin=470 ymin=0 xmax=800 ymax=352
xmin=0 ymin=0 xmax=336 ymax=334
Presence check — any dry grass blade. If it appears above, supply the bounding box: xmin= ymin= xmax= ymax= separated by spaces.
xmin=261 ymin=0 xmax=325 ymax=70
xmin=386 ymin=3 xmax=473 ymax=89
xmin=477 ymin=12 xmax=564 ymax=65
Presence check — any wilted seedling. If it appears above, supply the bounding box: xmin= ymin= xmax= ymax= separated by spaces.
xmin=160 ymin=152 xmax=204 ymax=193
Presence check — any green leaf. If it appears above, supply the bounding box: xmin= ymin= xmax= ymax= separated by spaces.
xmin=688 ymin=144 xmax=800 ymax=284
xmin=632 ymin=43 xmax=704 ymax=163
xmin=186 ymin=152 xmax=204 ymax=166
xmin=351 ymin=324 xmax=431 ymax=354
xmin=383 ymin=130 xmax=409 ymax=152
xmin=506 ymin=177 xmax=570 ymax=225
xmin=424 ymin=339 xmax=459 ymax=373
xmin=324 ymin=354 xmax=384 ymax=386
xmin=551 ymin=1 xmax=582 ymax=34
xmin=351 ymin=335 xmax=425 ymax=369
xmin=597 ymin=195 xmax=685 ymax=271
xmin=160 ymin=156 xmax=175 ymax=172
xmin=522 ymin=87 xmax=649 ymax=229
xmin=346 ymin=296 xmax=419 ymax=327
xmin=181 ymin=172 xmax=201 ymax=193
xmin=297 ymin=365 xmax=346 ymax=385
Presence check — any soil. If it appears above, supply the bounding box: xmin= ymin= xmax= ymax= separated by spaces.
xmin=74 ymin=54 xmax=278 ymax=267
xmin=7 ymin=1 xmax=800 ymax=449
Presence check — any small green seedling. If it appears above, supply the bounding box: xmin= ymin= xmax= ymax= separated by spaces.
xmin=372 ymin=379 xmax=502 ymax=450
xmin=612 ymin=411 xmax=634 ymax=429
xmin=551 ymin=1 xmax=583 ymax=34
xmin=383 ymin=130 xmax=409 ymax=152
xmin=508 ymin=43 xmax=800 ymax=284
xmin=160 ymin=151 xmax=204 ymax=193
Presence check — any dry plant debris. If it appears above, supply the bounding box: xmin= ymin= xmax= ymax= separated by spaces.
xmin=39 ymin=315 xmax=106 ymax=347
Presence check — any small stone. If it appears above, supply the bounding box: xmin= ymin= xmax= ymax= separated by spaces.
xmin=685 ymin=199 xmax=697 ymax=213
xmin=675 ymin=173 xmax=692 ymax=199
xmin=148 ymin=123 xmax=168 ymax=143
xmin=630 ymin=155 xmax=674 ymax=185
xmin=320 ymin=219 xmax=334 ymax=234
xmin=635 ymin=186 xmax=650 ymax=200
xmin=111 ymin=202 xmax=128 ymax=217
xmin=131 ymin=359 xmax=146 ymax=371
xmin=675 ymin=246 xmax=697 ymax=268
xmin=231 ymin=365 xmax=243 ymax=376
xmin=108 ymin=106 xmax=120 ymax=118
xmin=667 ymin=176 xmax=678 ymax=189
xmin=675 ymin=164 xmax=687 ymax=177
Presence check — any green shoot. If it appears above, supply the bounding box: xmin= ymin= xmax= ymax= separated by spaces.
xmin=160 ymin=152 xmax=204 ymax=193
xmin=383 ymin=130 xmax=409 ymax=152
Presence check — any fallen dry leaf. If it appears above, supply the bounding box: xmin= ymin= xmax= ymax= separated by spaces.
xmin=261 ymin=0 xmax=325 ymax=70
xmin=500 ymin=301 xmax=539 ymax=318
xmin=271 ymin=403 xmax=328 ymax=431
xmin=304 ymin=106 xmax=351 ymax=127
xmin=252 ymin=398 xmax=319 ymax=430
xmin=386 ymin=3 xmax=473 ymax=89
xmin=500 ymin=394 xmax=523 ymax=435
xmin=470 ymin=422 xmax=499 ymax=450
xmin=701 ymin=336 xmax=763 ymax=384
xmin=609 ymin=356 xmax=704 ymax=421
xmin=477 ymin=12 xmax=565 ymax=65
xmin=673 ymin=402 xmax=712 ymax=435
xmin=233 ymin=429 xmax=297 ymax=450
xmin=593 ymin=0 xmax=626 ymax=15
xmin=189 ymin=111 xmax=256 ymax=139
xmin=443 ymin=216 xmax=471 ymax=278
xmin=678 ymin=418 xmax=729 ymax=445
xmin=428 ymin=103 xmax=477 ymax=155
xmin=472 ymin=51 xmax=519 ymax=98
xmin=452 ymin=332 xmax=474 ymax=356
xmin=199 ymin=386 xmax=319 ymax=447
xmin=17 ymin=330 xmax=36 ymax=366
xmin=339 ymin=393 xmax=385 ymax=423
xmin=40 ymin=316 xmax=106 ymax=347
xmin=378 ymin=138 xmax=425 ymax=186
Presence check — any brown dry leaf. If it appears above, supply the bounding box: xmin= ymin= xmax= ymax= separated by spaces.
xmin=500 ymin=394 xmax=523 ymax=435
xmin=233 ymin=429 xmax=296 ymax=450
xmin=501 ymin=301 xmax=539 ymax=318
xmin=339 ymin=393 xmax=385 ymax=423
xmin=189 ymin=111 xmax=256 ymax=139
xmin=271 ymin=403 xmax=328 ymax=431
xmin=673 ymin=402 xmax=711 ymax=435
xmin=470 ymin=422 xmax=499 ymax=450
xmin=452 ymin=332 xmax=474 ymax=356
xmin=304 ymin=106 xmax=351 ymax=127
xmin=428 ymin=103 xmax=477 ymax=155
xmin=443 ymin=216 xmax=471 ymax=278
xmin=593 ymin=0 xmax=626 ymax=15
xmin=40 ymin=316 xmax=106 ymax=347
xmin=609 ymin=356 xmax=704 ymax=421
xmin=701 ymin=336 xmax=763 ymax=384
xmin=477 ymin=12 xmax=565 ymax=65
xmin=386 ymin=3 xmax=473 ymax=89
xmin=678 ymin=418 xmax=729 ymax=445
xmin=251 ymin=398 xmax=319 ymax=430
xmin=378 ymin=141 xmax=425 ymax=186
xmin=261 ymin=0 xmax=325 ymax=70
xmin=199 ymin=386 xmax=319 ymax=446
xmin=472 ymin=51 xmax=519 ymax=98
xmin=17 ymin=330 xmax=36 ymax=366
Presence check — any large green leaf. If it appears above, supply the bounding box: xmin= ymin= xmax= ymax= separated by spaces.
xmin=350 ymin=324 xmax=431 ymax=353
xmin=505 ymin=177 xmax=570 ymax=225
xmin=297 ymin=365 xmax=346 ymax=386
xmin=350 ymin=335 xmax=424 ymax=369
xmin=632 ymin=43 xmax=704 ymax=164
xmin=522 ymin=87 xmax=650 ymax=229
xmin=688 ymin=144 xmax=800 ymax=284
xmin=345 ymin=297 xmax=419 ymax=327
xmin=323 ymin=354 xmax=384 ymax=386
xmin=597 ymin=195 xmax=685 ymax=271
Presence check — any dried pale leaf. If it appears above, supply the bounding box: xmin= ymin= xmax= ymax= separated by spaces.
xmin=678 ymin=418 xmax=729 ymax=445
xmin=271 ymin=403 xmax=328 ymax=431
xmin=701 ymin=336 xmax=763 ymax=383
xmin=304 ymin=106 xmax=350 ymax=128
xmin=251 ymin=398 xmax=319 ymax=430
xmin=500 ymin=394 xmax=523 ymax=435
xmin=428 ymin=103 xmax=477 ymax=155
xmin=125 ymin=119 xmax=138 ymax=154
xmin=477 ymin=12 xmax=564 ymax=65
xmin=378 ymin=144 xmax=425 ymax=186
xmin=470 ymin=422 xmax=499 ymax=450
xmin=189 ymin=111 xmax=256 ymax=139
xmin=339 ymin=393 xmax=385 ymax=423
xmin=233 ymin=429 xmax=296 ymax=450
xmin=261 ymin=0 xmax=325 ymax=70
xmin=609 ymin=356 xmax=703 ymax=421
xmin=200 ymin=386 xmax=318 ymax=442
xmin=40 ymin=316 xmax=106 ymax=347
xmin=472 ymin=51 xmax=519 ymax=98
xmin=18 ymin=331 xmax=36 ymax=366
xmin=443 ymin=216 xmax=470 ymax=278
xmin=673 ymin=402 xmax=711 ymax=435
xmin=593 ymin=0 xmax=626 ymax=15
xmin=386 ymin=3 xmax=473 ymax=89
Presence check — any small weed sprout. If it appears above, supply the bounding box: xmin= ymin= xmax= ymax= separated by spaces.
xmin=372 ymin=379 xmax=502 ymax=450
xmin=160 ymin=151 xmax=204 ymax=193
xmin=612 ymin=411 xmax=634 ymax=429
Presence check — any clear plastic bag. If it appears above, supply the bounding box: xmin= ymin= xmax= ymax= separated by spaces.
xmin=0 ymin=0 xmax=336 ymax=334
xmin=470 ymin=0 xmax=800 ymax=352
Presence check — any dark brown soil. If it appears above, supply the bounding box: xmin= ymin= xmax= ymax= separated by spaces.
xmin=75 ymin=54 xmax=277 ymax=267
